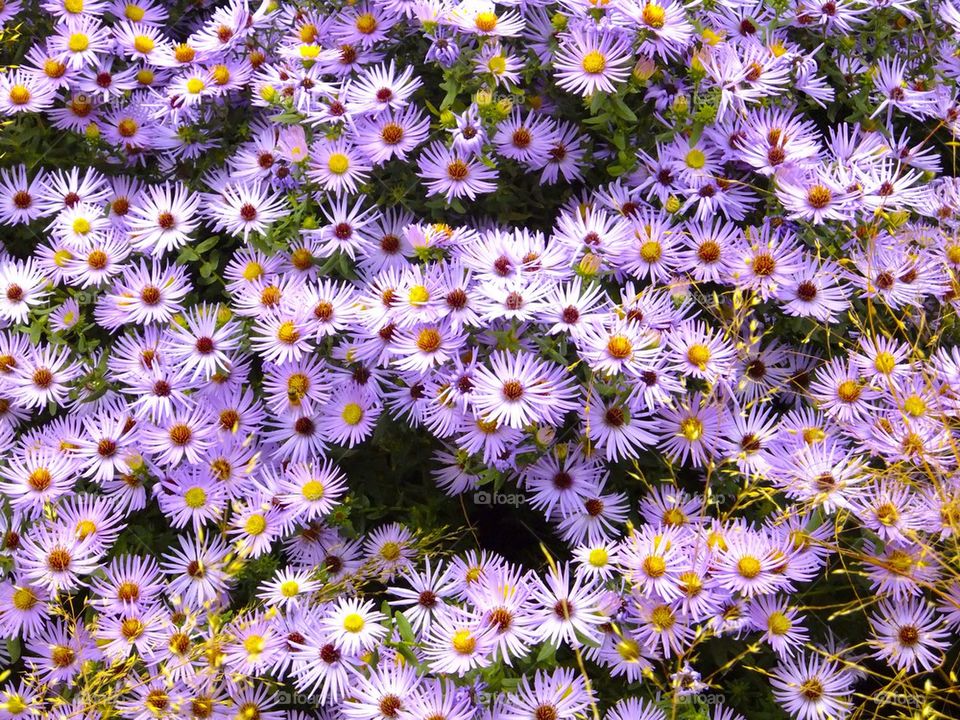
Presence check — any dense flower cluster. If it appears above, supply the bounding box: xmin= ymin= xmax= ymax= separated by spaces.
xmin=1 ymin=0 xmax=959 ymax=718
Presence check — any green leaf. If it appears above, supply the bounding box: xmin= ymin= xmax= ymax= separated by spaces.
xmin=535 ymin=640 xmax=557 ymax=663
xmin=195 ymin=236 xmax=221 ymax=253
xmin=394 ymin=611 xmax=416 ymax=645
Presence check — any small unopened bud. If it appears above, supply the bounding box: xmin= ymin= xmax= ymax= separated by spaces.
xmin=633 ymin=58 xmax=656 ymax=81
xmin=535 ymin=426 xmax=556 ymax=446
xmin=701 ymin=29 xmax=722 ymax=46
xmin=259 ymin=84 xmax=276 ymax=102
xmin=578 ymin=252 xmax=602 ymax=276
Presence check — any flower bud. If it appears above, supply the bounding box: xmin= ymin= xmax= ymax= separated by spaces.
xmin=535 ymin=426 xmax=556 ymax=446
xmin=633 ymin=58 xmax=656 ymax=81
xmin=578 ymin=252 xmax=602 ymax=277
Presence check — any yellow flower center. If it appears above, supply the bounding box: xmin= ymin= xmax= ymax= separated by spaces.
xmin=174 ymin=44 xmax=196 ymax=63
xmin=380 ymin=541 xmax=401 ymax=561
xmin=212 ymin=64 xmax=231 ymax=85
xmin=341 ymin=402 xmax=363 ymax=426
xmin=244 ymin=514 xmax=267 ymax=535
xmin=873 ymin=351 xmax=896 ymax=374
xmin=650 ymin=604 xmax=675 ymax=630
xmin=642 ymin=3 xmax=666 ymax=28
xmin=291 ymin=247 xmax=313 ymax=269
xmin=4 ymin=697 xmax=26 ymax=715
xmin=474 ymin=11 xmax=498 ymax=32
xmin=301 ymin=480 xmax=325 ymax=501
xmin=43 ymin=59 xmax=66 ymax=78
xmin=12 ymin=586 xmax=37 ymax=610
xmin=451 ymin=629 xmax=476 ymax=654
xmin=687 ymin=344 xmax=711 ymax=368
xmin=9 ymin=85 xmax=30 ymax=105
xmin=707 ymin=531 xmax=727 ymax=551
xmin=588 ymin=548 xmax=608 ymax=566
xmin=643 ymin=555 xmax=667 ymax=577
xmin=286 ymin=373 xmax=309 ymax=403
xmin=76 ymin=520 xmax=97 ymax=539
xmin=133 ymin=35 xmax=154 ymax=54
xmin=767 ymin=611 xmax=791 ymax=635
xmin=607 ymin=335 xmax=633 ymax=360
xmin=243 ymin=635 xmax=265 ymax=655
xmin=136 ymin=68 xmax=155 ymax=85
xmin=488 ymin=55 xmax=507 ymax=74
xmin=416 ymin=328 xmax=442 ymax=353
xmin=737 ymin=555 xmax=762 ymax=579
xmin=680 ymin=417 xmax=703 ymax=441
xmin=903 ymin=395 xmax=925 ymax=417
xmin=581 ymin=50 xmax=606 ymax=74
xmin=686 ymin=149 xmax=707 ymax=169
xmin=807 ymin=185 xmax=832 ymax=209
xmin=68 ymin=34 xmax=89 ymax=52
xmin=887 ymin=549 xmax=914 ymax=573
xmin=121 ymin=618 xmax=144 ymax=639
xmin=277 ymin=321 xmax=300 ymax=344
xmin=876 ymin=502 xmax=899 ymax=525
xmin=118 ymin=118 xmax=138 ymax=137
xmin=836 ymin=380 xmax=861 ymax=403
xmin=640 ymin=240 xmax=662 ymax=262
xmin=184 ymin=487 xmax=207 ymax=509
xmin=616 ymin=638 xmax=640 ymax=661
xmin=355 ymin=12 xmax=377 ymax=33
xmin=680 ymin=571 xmax=703 ymax=596
xmin=343 ymin=613 xmax=365 ymax=633
xmin=327 ymin=152 xmax=349 ymax=174
xmin=242 ymin=261 xmax=263 ymax=281
xmin=74 ymin=217 xmax=93 ymax=235
xmin=280 ymin=580 xmax=300 ymax=597
xmin=186 ymin=78 xmax=205 ymax=94
xmin=408 ymin=284 xmax=430 ymax=304
xmin=125 ymin=3 xmax=145 ymax=21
